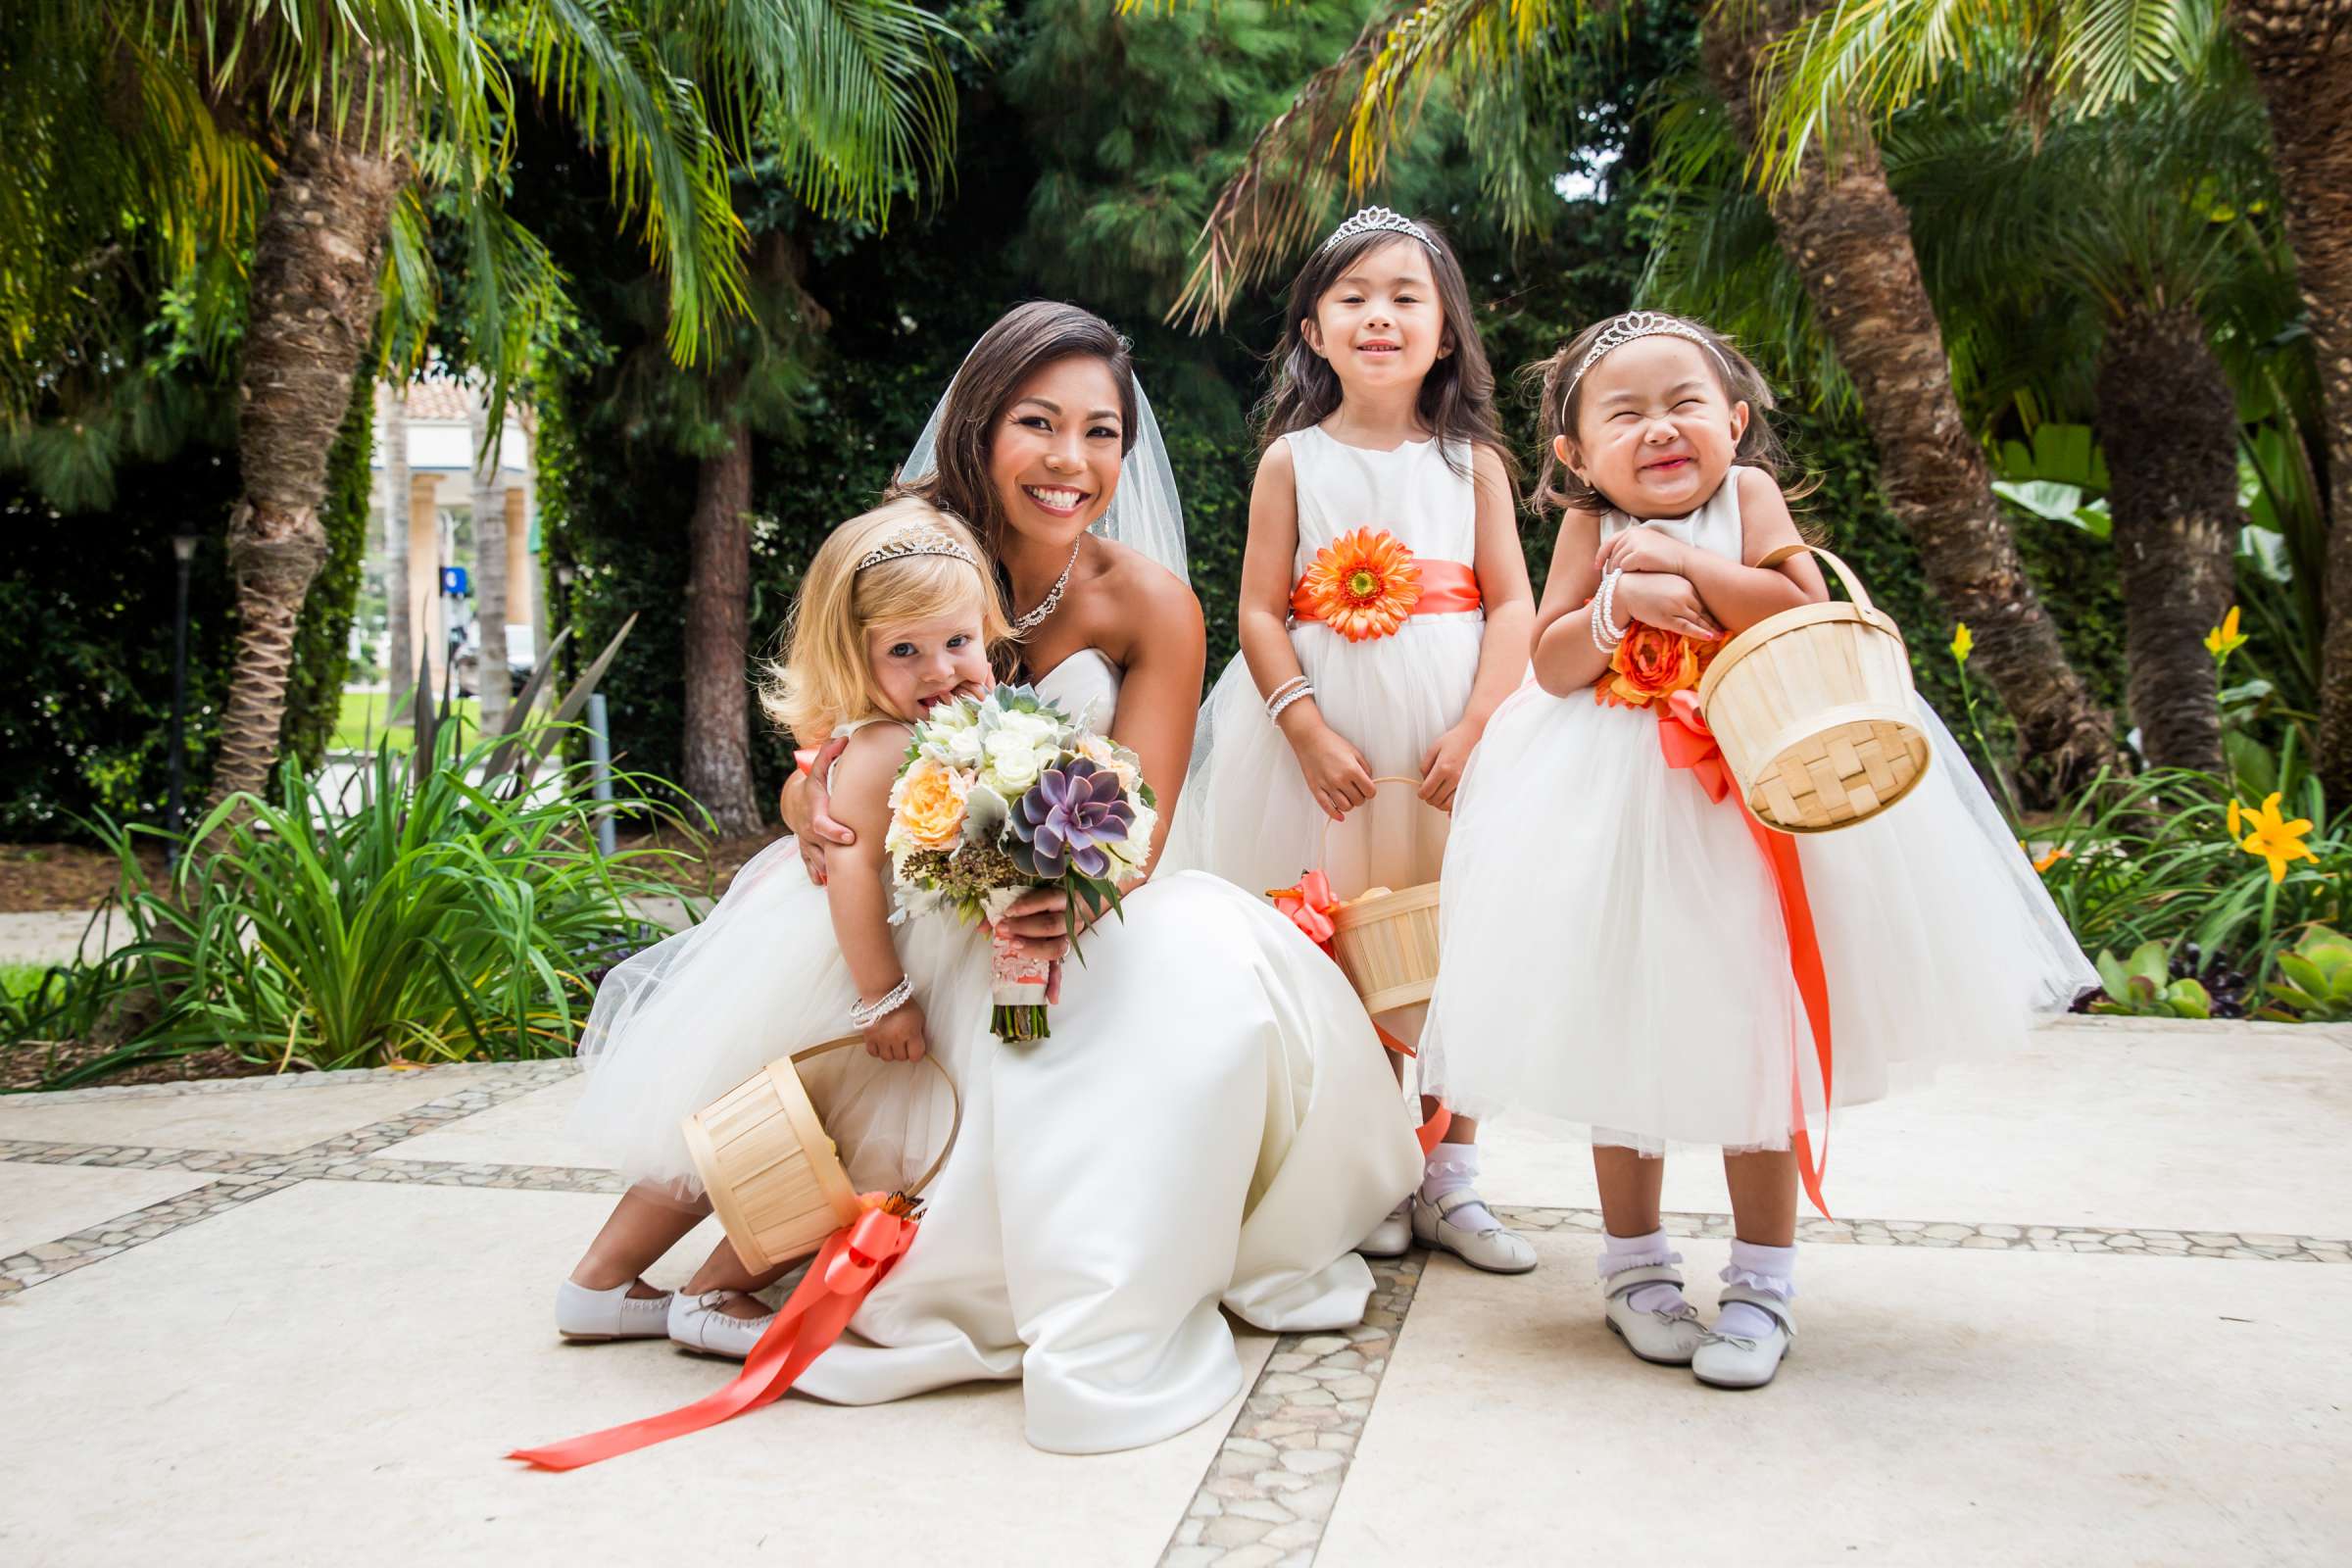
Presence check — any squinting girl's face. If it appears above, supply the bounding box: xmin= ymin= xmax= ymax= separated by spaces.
xmin=987 ymin=355 xmax=1126 ymax=549
xmin=1560 ymin=334 xmax=1748 ymax=518
xmin=864 ymin=606 xmax=993 ymax=721
xmin=1302 ymin=237 xmax=1449 ymax=400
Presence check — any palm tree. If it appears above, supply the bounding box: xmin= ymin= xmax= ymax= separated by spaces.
xmin=1166 ymin=0 xmax=2124 ymax=793
xmin=3 ymin=1 xmax=957 ymax=807
xmin=1747 ymin=0 xmax=2352 ymax=789
xmin=1885 ymin=68 xmax=2294 ymax=772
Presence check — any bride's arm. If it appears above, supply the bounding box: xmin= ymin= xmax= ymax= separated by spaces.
xmin=1104 ymin=564 xmax=1208 ymax=879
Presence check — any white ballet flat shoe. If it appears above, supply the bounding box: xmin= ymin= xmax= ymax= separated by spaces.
xmin=1691 ymin=1285 xmax=1795 ymax=1390
xmin=1356 ymin=1200 xmax=1413 ymax=1258
xmin=667 ymin=1289 xmax=777 ymax=1359
xmin=556 ymin=1278 xmax=674 ymax=1341
xmin=1600 ymin=1263 xmax=1705 ymax=1366
xmin=1411 ymin=1188 xmax=1537 ymax=1274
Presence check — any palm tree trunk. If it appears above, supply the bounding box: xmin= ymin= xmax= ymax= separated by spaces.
xmin=1703 ymin=6 xmax=2123 ymax=800
xmin=211 ymin=118 xmax=406 ymax=804
xmin=681 ymin=414 xmax=763 ymax=837
xmin=2096 ymin=304 xmax=2239 ymax=774
xmin=468 ymin=399 xmax=510 ymax=735
xmin=383 ymin=385 xmax=413 ymax=713
xmin=2227 ymin=2 xmax=2352 ymax=795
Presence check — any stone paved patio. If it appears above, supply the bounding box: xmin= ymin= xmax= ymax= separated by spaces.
xmin=2 ymin=1016 xmax=2346 ymax=1566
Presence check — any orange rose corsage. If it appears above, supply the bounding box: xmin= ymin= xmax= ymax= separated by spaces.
xmin=1595 ymin=621 xmax=1724 ymax=710
xmin=1293 ymin=528 xmax=1423 ymax=642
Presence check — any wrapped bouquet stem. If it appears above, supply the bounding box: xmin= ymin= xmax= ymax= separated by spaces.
xmin=889 ymin=686 xmax=1157 ymax=1043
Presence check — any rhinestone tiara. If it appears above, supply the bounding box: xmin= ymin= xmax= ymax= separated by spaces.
xmin=1317 ymin=205 xmax=1437 ymax=256
xmin=856 ymin=526 xmax=979 ymax=573
xmin=1565 ymin=311 xmax=1735 ymax=397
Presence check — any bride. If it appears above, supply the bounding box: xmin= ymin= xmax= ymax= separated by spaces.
xmin=565 ymin=301 xmax=1423 ymax=1455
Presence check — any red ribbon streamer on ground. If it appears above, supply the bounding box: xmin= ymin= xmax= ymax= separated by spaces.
xmin=508 ymin=1203 xmax=917 ymax=1471
xmin=1658 ymin=692 xmax=1835 ymax=1219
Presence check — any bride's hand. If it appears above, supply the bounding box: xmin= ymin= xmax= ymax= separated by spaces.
xmin=783 ymin=735 xmax=857 ymax=885
xmin=993 ymin=887 xmax=1073 ymax=964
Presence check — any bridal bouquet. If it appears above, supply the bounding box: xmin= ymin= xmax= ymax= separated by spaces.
xmin=886 ymin=687 xmax=1157 ymax=1042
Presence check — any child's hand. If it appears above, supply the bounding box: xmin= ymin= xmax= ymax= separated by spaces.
xmin=1417 ymin=719 xmax=1482 ymax=812
xmin=1595 ymin=525 xmax=1690 ymax=578
xmin=1289 ymin=720 xmax=1378 ymax=821
xmin=1611 ymin=572 xmax=1722 ymax=643
xmin=860 ymin=999 xmax=928 ymax=1062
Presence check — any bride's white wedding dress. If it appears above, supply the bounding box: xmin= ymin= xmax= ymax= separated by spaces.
xmin=796 ymin=648 xmax=1424 ymax=1453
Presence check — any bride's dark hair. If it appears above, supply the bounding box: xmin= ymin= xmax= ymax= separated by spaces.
xmin=891 ymin=300 xmax=1138 ymax=564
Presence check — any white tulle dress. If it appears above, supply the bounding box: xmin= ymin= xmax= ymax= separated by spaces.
xmin=1164 ymin=428 xmax=1485 ymax=1049
xmin=566 ymin=717 xmax=986 ymax=1202
xmin=796 ymin=648 xmax=1425 ymax=1453
xmin=1421 ymin=471 xmax=2099 ymax=1152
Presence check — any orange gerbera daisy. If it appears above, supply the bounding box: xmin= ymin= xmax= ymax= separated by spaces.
xmin=1293 ymin=527 xmax=1423 ymax=641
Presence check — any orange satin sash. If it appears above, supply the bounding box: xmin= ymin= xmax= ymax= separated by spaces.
xmin=1656 ymin=691 xmax=1835 ymax=1219
xmin=1292 ymin=558 xmax=1482 ymax=627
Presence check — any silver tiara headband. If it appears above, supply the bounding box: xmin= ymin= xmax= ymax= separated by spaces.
xmin=857 ymin=526 xmax=978 ymax=573
xmin=1317 ymin=205 xmax=1436 ymax=256
xmin=1565 ymin=311 xmax=1736 ymax=397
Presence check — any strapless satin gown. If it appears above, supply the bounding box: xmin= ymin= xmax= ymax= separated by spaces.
xmin=797 ymin=648 xmax=1424 ymax=1453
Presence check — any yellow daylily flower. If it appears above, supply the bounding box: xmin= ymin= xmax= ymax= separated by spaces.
xmin=1950 ymin=622 xmax=1974 ymax=665
xmin=2229 ymin=797 xmax=2242 ymax=840
xmin=2234 ymin=792 xmax=2319 ymax=884
xmin=2204 ymin=606 xmax=2248 ymax=665
xmin=2033 ymin=846 xmax=2070 ymax=874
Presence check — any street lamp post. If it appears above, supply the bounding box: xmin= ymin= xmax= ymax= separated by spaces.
xmin=167 ymin=534 xmax=201 ymax=862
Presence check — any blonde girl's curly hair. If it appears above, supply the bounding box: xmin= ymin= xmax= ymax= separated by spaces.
xmin=758 ymin=497 xmax=1008 ymax=747
xmin=1525 ymin=312 xmax=1812 ymax=515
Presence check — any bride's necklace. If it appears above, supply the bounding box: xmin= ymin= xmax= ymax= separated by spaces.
xmin=1010 ymin=538 xmax=1082 ymax=635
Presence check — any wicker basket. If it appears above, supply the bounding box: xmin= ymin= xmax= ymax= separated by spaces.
xmin=1695 ymin=545 xmax=1931 ymax=834
xmin=1319 ymin=775 xmax=1444 ymax=1015
xmin=681 ymin=1039 xmax=960 ymax=1274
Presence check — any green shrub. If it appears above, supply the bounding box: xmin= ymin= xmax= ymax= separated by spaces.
xmin=2258 ymin=925 xmax=2352 ymax=1023
xmin=2088 ymin=941 xmax=2212 ymax=1019
xmin=11 ymin=707 xmax=699 ymax=1078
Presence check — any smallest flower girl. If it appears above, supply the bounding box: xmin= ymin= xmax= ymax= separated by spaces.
xmin=1424 ymin=313 xmax=2094 ymax=1387
xmin=555 ymin=497 xmax=1007 ymax=1358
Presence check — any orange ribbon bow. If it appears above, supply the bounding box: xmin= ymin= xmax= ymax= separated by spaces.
xmin=1266 ymin=870 xmax=1340 ymax=954
xmin=509 ymin=1195 xmax=921 ymax=1472
xmin=1657 ymin=692 xmax=1837 ymax=1220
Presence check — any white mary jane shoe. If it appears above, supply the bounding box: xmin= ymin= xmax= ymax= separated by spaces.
xmin=1601 ymin=1264 xmax=1705 ymax=1366
xmin=556 ymin=1278 xmax=674 ymax=1342
xmin=1356 ymin=1200 xmax=1413 ymax=1258
xmin=667 ymin=1289 xmax=778 ymax=1360
xmin=1411 ymin=1189 xmax=1538 ymax=1274
xmin=1691 ymin=1285 xmax=1795 ymax=1390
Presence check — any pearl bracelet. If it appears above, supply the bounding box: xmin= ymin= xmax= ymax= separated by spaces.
xmin=850 ymin=975 xmax=913 ymax=1030
xmin=1591 ymin=568 xmax=1627 ymax=652
xmin=1268 ymin=682 xmax=1317 ymax=723
xmin=1263 ymin=675 xmax=1311 ymax=716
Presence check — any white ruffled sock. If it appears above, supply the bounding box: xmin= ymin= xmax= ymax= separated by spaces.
xmin=1716 ymin=1240 xmax=1796 ymax=1339
xmin=1420 ymin=1142 xmax=1499 ymax=1233
xmin=1597 ymin=1227 xmax=1689 ymax=1316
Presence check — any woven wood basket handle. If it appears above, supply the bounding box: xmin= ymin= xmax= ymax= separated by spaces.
xmin=789 ymin=1037 xmax=963 ymax=1200
xmin=1757 ymin=543 xmax=1881 ymax=620
xmin=1315 ymin=774 xmax=1435 ymax=887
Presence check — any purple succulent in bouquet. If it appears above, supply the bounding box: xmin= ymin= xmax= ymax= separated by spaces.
xmin=1008 ymin=759 xmax=1136 ymax=880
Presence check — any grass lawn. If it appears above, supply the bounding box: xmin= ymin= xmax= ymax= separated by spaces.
xmin=333 ymin=689 xmax=480 ymax=752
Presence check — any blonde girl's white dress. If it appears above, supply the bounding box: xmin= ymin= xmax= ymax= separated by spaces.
xmin=1164 ymin=428 xmax=1485 ymax=1049
xmin=796 ymin=648 xmax=1426 ymax=1453
xmin=1421 ymin=470 xmax=2099 ymax=1152
xmin=566 ymin=719 xmax=987 ymax=1202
